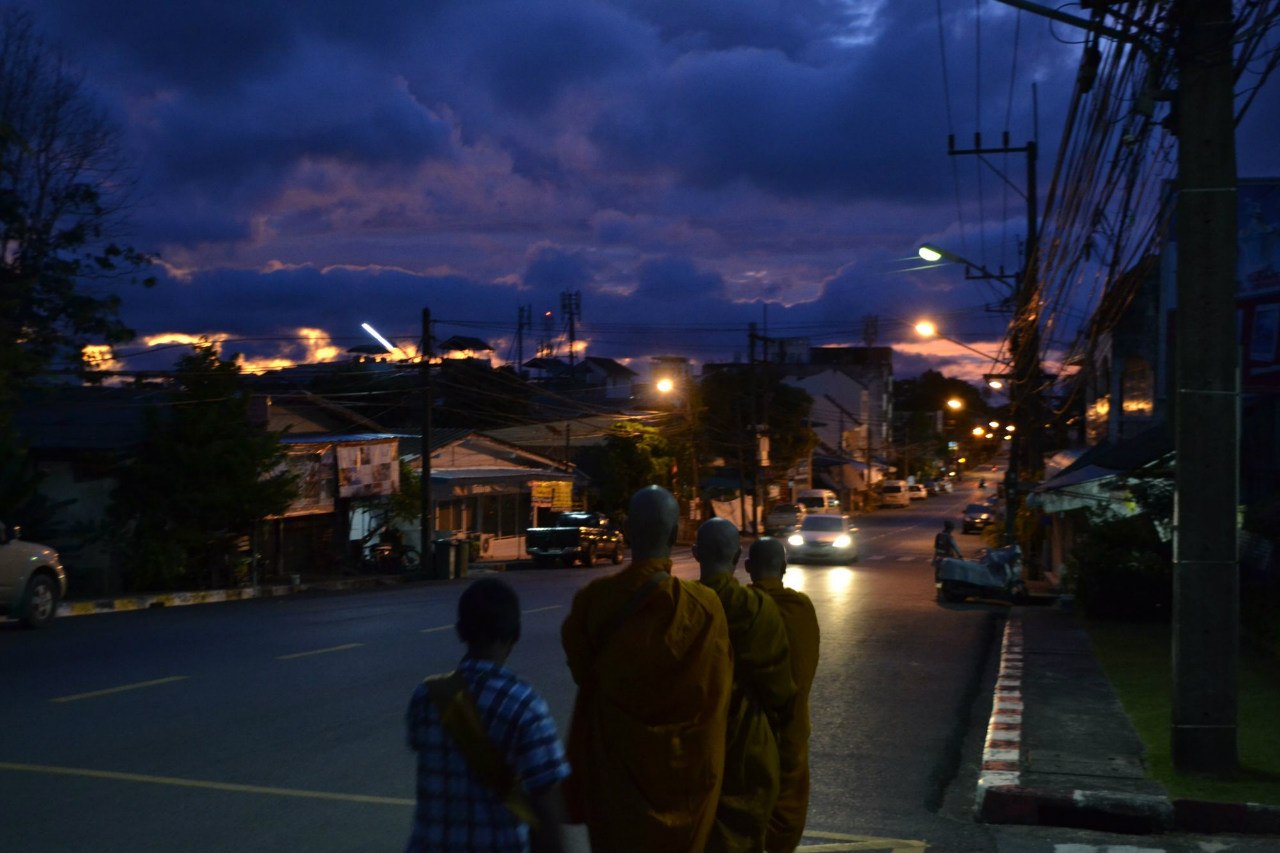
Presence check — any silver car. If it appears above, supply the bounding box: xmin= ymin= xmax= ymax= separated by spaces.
xmin=786 ymin=515 xmax=860 ymax=564
xmin=0 ymin=523 xmax=67 ymax=628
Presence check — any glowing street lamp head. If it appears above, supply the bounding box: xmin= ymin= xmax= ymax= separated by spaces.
xmin=972 ymin=426 xmax=986 ymax=437
xmin=946 ymin=398 xmax=962 ymax=411
xmin=655 ymin=377 xmax=675 ymax=394
xmin=918 ymin=245 xmax=943 ymax=263
xmin=361 ymin=323 xmax=399 ymax=355
xmin=914 ymin=320 xmax=937 ymax=338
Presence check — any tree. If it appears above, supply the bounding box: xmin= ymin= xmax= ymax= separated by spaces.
xmin=699 ymin=366 xmax=816 ymax=482
xmin=0 ymin=8 xmax=154 ymax=420
xmin=109 ymin=346 xmax=296 ymax=590
xmin=579 ymin=422 xmax=674 ymax=514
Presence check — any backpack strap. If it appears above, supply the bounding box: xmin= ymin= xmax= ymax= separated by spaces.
xmin=424 ymin=671 xmax=538 ymax=828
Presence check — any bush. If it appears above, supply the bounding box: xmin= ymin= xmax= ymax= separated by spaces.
xmin=1067 ymin=510 xmax=1172 ymax=620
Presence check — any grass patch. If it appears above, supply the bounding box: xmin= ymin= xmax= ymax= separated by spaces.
xmin=1085 ymin=619 xmax=1280 ymax=805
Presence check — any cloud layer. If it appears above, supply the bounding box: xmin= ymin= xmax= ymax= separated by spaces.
xmin=27 ymin=0 xmax=1280 ymax=381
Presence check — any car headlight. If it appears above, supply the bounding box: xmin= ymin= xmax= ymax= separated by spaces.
xmin=788 ymin=533 xmax=804 ymax=547
xmin=832 ymin=534 xmax=852 ymax=549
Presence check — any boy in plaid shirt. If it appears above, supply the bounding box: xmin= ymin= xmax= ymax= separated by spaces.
xmin=405 ymin=578 xmax=569 ymax=853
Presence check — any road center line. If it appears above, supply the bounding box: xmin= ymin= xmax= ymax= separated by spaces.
xmin=420 ymin=625 xmax=452 ymax=633
xmin=0 ymin=761 xmax=414 ymax=807
xmin=522 ymin=605 xmax=562 ymax=614
xmin=51 ymin=676 xmax=189 ymax=704
xmin=276 ymin=643 xmax=364 ymax=660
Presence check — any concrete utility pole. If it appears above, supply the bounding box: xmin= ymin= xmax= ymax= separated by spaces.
xmin=1171 ymin=0 xmax=1238 ymax=773
xmin=996 ymin=0 xmax=1241 ymax=772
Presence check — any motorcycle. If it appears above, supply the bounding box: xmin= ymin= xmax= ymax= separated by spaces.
xmin=934 ymin=544 xmax=1026 ymax=603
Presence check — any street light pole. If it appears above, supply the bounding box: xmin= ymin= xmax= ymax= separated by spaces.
xmin=942 ymin=134 xmax=1039 ymax=547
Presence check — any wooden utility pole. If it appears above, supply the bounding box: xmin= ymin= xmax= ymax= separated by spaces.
xmin=1171 ymin=0 xmax=1238 ymax=772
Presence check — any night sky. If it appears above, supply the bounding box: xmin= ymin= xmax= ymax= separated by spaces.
xmin=26 ymin=1 xmax=1280 ymax=383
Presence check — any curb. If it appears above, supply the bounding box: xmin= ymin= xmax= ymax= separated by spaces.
xmin=56 ymin=573 xmax=437 ymax=618
xmin=54 ymin=560 xmax=520 ymax=619
xmin=974 ymin=613 xmax=1280 ymax=837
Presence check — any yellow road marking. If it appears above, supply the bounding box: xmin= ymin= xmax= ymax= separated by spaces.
xmin=522 ymin=605 xmax=562 ymax=614
xmin=0 ymin=762 xmax=414 ymax=806
xmin=275 ymin=643 xmax=364 ymax=660
xmin=799 ymin=829 xmax=928 ymax=852
xmin=51 ymin=676 xmax=189 ymax=704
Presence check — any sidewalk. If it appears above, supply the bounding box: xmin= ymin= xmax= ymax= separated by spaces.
xmin=55 ymin=561 xmax=517 ymax=618
xmin=976 ymin=591 xmax=1280 ymax=836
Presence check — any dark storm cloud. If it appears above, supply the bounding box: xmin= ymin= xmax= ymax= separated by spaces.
xmin=20 ymin=0 xmax=1275 ymax=378
xmin=635 ymin=256 xmax=724 ymax=299
xmin=146 ymin=50 xmax=455 ymax=190
xmin=423 ymin=1 xmax=650 ymax=116
xmin=589 ymin=9 xmax=996 ymax=202
xmin=521 ymin=246 xmax=593 ymax=294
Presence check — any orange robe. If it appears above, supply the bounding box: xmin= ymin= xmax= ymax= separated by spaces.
xmin=561 ymin=558 xmax=732 ymax=853
xmin=701 ymin=572 xmax=796 ymax=853
xmin=750 ymin=577 xmax=820 ymax=853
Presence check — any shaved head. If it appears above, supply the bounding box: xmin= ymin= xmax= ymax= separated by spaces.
xmin=746 ymin=536 xmax=787 ymax=582
xmin=627 ymin=485 xmax=679 ymax=560
xmin=693 ymin=517 xmax=740 ymax=579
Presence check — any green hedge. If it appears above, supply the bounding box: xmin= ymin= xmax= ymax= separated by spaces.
xmin=1067 ymin=510 xmax=1172 ymax=620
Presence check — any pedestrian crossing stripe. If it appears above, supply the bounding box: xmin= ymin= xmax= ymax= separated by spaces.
xmin=798 ymin=829 xmax=928 ymax=852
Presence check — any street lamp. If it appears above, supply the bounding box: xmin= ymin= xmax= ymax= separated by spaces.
xmin=912 ymin=318 xmax=1009 ymax=364
xmin=655 ymin=375 xmax=702 ymax=526
xmin=917 ymin=245 xmax=1017 ymax=294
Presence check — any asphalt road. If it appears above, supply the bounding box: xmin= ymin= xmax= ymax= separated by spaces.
xmin=7 ymin=479 xmax=1269 ymax=852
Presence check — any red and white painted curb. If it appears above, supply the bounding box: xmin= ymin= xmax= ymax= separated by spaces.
xmin=976 ymin=616 xmax=1024 ymax=806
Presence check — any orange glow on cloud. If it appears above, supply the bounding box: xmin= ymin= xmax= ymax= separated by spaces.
xmin=82 ymin=344 xmax=121 ymax=372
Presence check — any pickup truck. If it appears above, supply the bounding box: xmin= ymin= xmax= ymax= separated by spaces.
xmin=526 ymin=511 xmax=625 ymax=568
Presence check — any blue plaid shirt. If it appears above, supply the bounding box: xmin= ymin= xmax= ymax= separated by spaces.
xmin=405 ymin=658 xmax=570 ymax=853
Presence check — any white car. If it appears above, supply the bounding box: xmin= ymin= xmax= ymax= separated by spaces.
xmin=0 ymin=523 xmax=67 ymax=628
xmin=787 ymin=515 xmax=859 ymax=564
xmin=878 ymin=481 xmax=911 ymax=508
xmin=908 ymin=483 xmax=928 ymax=501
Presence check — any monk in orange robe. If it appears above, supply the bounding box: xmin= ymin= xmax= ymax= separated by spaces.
xmin=695 ymin=518 xmax=796 ymax=853
xmin=561 ymin=486 xmax=732 ymax=853
xmin=748 ymin=537 xmax=821 ymax=853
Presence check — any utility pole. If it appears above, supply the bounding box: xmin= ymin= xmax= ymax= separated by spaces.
xmin=562 ymin=291 xmax=581 ymax=369
xmin=993 ymin=0 xmax=1240 ymax=771
xmin=1171 ymin=0 xmax=1238 ymax=773
xmin=515 ymin=304 xmax=530 ymax=379
xmin=420 ymin=308 xmax=435 ymax=577
xmin=948 ymin=133 xmax=1039 ymax=546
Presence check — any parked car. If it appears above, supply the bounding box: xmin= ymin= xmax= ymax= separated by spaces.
xmin=878 ymin=481 xmax=910 ymax=508
xmin=765 ymin=502 xmax=807 ymax=534
xmin=525 ymin=511 xmax=625 ymax=567
xmin=786 ymin=515 xmax=859 ymax=564
xmin=795 ymin=489 xmax=841 ymax=514
xmin=962 ymin=503 xmax=995 ymax=534
xmin=907 ymin=483 xmax=928 ymax=501
xmin=924 ymin=480 xmax=942 ymax=495
xmin=0 ymin=522 xmax=66 ymax=628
